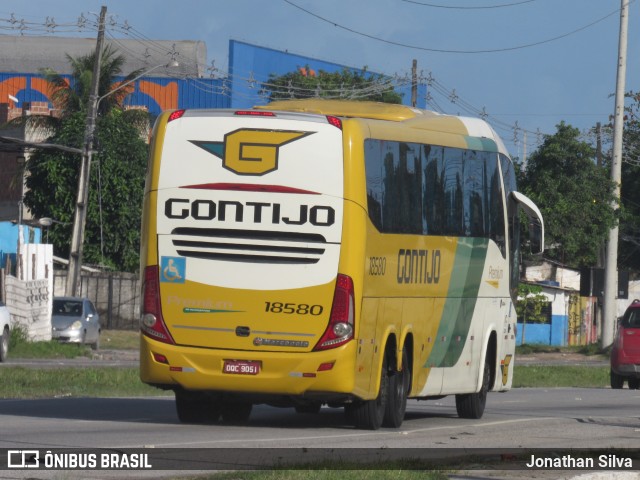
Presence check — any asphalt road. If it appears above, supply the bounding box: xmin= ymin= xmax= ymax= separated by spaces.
xmin=2 ymin=387 xmax=637 ymax=449
xmin=0 ymin=351 xmax=630 ymax=479
xmin=0 ymin=387 xmax=638 ymax=478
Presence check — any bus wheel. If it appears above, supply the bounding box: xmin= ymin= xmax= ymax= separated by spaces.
xmin=383 ymin=349 xmax=409 ymax=428
xmin=628 ymin=378 xmax=640 ymax=390
xmin=175 ymin=390 xmax=221 ymax=424
xmin=456 ymin=355 xmax=490 ymax=419
xmin=351 ymin=355 xmax=389 ymax=430
xmin=221 ymin=401 xmax=253 ymax=424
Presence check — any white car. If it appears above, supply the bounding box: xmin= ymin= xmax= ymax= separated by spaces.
xmin=0 ymin=301 xmax=12 ymax=362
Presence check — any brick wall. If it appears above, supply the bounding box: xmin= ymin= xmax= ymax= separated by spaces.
xmin=0 ymin=101 xmax=59 ymax=124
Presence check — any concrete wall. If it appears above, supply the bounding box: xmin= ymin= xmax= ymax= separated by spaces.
xmin=2 ymin=243 xmax=54 ymax=341
xmin=4 ymin=275 xmax=52 ymax=341
xmin=516 ymin=285 xmax=596 ymax=347
xmin=517 ymin=316 xmax=568 ymax=346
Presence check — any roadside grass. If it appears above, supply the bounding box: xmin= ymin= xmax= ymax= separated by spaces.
xmin=9 ymin=325 xmax=91 ymax=359
xmin=3 ymin=332 xmax=611 ymax=398
xmin=516 ymin=343 xmax=608 ymax=357
xmin=14 ymin=331 xmax=608 ymax=358
xmin=175 ymin=469 xmax=448 ymax=480
xmin=0 ymin=367 xmax=164 ymax=399
xmin=514 ymin=343 xmax=609 ymax=387
xmin=100 ymin=329 xmax=140 ymax=349
xmin=0 ymin=364 xmax=609 ymax=399
xmin=9 ymin=328 xmax=139 ymax=360
xmin=512 ymin=365 xmax=609 ymax=388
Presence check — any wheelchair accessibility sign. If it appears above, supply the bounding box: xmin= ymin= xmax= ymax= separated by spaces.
xmin=161 ymin=257 xmax=186 ymax=283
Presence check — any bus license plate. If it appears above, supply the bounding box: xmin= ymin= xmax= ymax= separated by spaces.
xmin=223 ymin=360 xmax=260 ymax=375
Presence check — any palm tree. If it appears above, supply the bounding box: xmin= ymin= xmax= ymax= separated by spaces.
xmin=43 ymin=44 xmax=145 ymax=118
xmin=4 ymin=45 xmax=152 ymax=272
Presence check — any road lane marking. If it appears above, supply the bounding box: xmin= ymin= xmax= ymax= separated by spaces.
xmin=131 ymin=417 xmax=558 ymax=448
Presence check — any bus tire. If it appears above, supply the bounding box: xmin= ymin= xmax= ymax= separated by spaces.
xmin=351 ymin=355 xmax=389 ymax=430
xmin=175 ymin=390 xmax=221 ymax=424
xmin=221 ymin=401 xmax=253 ymax=424
xmin=383 ymin=349 xmax=409 ymax=428
xmin=456 ymin=355 xmax=490 ymax=419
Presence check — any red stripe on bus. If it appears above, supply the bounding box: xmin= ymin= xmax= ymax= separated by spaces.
xmin=181 ymin=183 xmax=320 ymax=194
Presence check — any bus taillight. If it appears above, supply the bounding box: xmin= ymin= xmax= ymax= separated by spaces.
xmin=326 ymin=115 xmax=342 ymax=129
xmin=168 ymin=109 xmax=186 ymax=122
xmin=141 ymin=266 xmax=175 ymax=345
xmin=314 ymin=274 xmax=354 ymax=351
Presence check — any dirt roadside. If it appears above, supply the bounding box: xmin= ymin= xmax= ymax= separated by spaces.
xmin=88 ymin=349 xmax=609 ymax=367
xmin=515 ymin=352 xmax=608 ymax=367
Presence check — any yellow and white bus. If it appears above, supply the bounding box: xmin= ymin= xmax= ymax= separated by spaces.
xmin=139 ymin=99 xmax=543 ymax=429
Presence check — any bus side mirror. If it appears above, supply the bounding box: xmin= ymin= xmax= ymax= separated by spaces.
xmin=528 ymin=218 xmax=543 ymax=255
xmin=511 ymin=191 xmax=544 ymax=255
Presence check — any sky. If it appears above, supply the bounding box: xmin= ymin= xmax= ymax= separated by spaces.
xmin=1 ymin=0 xmax=638 ymax=158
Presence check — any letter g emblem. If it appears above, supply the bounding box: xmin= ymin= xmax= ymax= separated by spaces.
xmin=190 ymin=129 xmax=313 ymax=176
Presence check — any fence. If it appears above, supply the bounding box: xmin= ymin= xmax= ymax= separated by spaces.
xmin=53 ymin=270 xmax=140 ymax=330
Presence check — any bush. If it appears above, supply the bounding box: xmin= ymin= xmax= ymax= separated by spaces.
xmin=9 ymin=324 xmax=90 ymax=359
xmin=8 ymin=324 xmax=29 ymax=350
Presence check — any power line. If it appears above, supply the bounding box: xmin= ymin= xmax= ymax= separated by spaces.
xmin=399 ymin=0 xmax=538 ymax=9
xmin=0 ymin=11 xmax=545 ymax=150
xmin=282 ymin=0 xmax=628 ymax=54
xmin=0 ymin=10 xmax=621 ymax=158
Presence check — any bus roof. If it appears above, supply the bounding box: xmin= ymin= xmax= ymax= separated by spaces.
xmin=257 ymin=99 xmax=427 ymax=121
xmin=257 ymin=99 xmax=509 ymax=155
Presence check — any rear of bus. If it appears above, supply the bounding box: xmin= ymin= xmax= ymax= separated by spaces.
xmin=139 ymin=108 xmax=359 ymax=411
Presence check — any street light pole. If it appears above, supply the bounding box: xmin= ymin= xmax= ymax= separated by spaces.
xmin=602 ymin=0 xmax=629 ymax=348
xmin=66 ymin=6 xmax=107 ymax=297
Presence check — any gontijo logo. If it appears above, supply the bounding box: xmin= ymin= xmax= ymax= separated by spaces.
xmin=190 ymin=129 xmax=314 ymax=176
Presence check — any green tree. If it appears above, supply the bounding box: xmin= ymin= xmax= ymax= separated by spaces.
xmin=263 ymin=67 xmax=403 ymax=104
xmin=619 ymin=91 xmax=640 ymax=273
xmin=519 ymin=122 xmax=617 ymax=268
xmin=17 ymin=46 xmax=150 ymax=272
xmin=516 ymin=283 xmax=548 ymax=345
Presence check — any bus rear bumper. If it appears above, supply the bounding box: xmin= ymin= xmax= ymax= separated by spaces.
xmin=139 ymin=335 xmax=357 ymax=398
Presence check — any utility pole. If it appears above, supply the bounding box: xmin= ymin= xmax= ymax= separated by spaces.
xmin=66 ymin=5 xmax=107 ymax=297
xmin=411 ymin=59 xmax=417 ymax=108
xmin=602 ymin=0 xmax=629 ymax=348
xmin=596 ymin=122 xmax=603 ymax=168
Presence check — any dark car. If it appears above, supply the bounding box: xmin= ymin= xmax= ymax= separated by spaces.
xmin=610 ymin=299 xmax=640 ymax=389
xmin=51 ymin=297 xmax=101 ymax=350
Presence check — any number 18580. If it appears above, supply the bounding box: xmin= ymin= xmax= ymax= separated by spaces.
xmin=264 ymin=302 xmax=323 ymax=315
